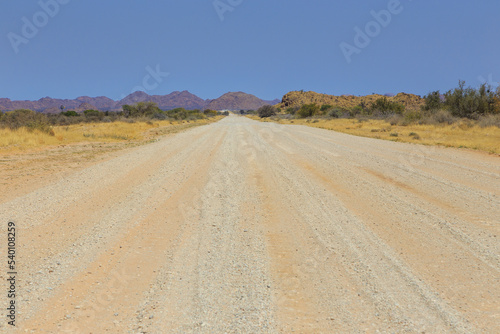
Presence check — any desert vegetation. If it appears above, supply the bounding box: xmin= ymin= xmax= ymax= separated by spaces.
xmin=0 ymin=102 xmax=223 ymax=152
xmin=254 ymin=81 xmax=500 ymax=153
xmin=271 ymin=81 xmax=500 ymax=127
xmin=257 ymin=105 xmax=277 ymax=118
xmin=0 ymin=102 xmax=221 ymax=131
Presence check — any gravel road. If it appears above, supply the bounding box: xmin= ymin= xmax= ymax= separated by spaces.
xmin=1 ymin=114 xmax=498 ymax=333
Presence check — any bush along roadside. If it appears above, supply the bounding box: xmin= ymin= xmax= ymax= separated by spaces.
xmin=270 ymin=81 xmax=500 ymax=128
xmin=0 ymin=102 xmax=225 ymax=133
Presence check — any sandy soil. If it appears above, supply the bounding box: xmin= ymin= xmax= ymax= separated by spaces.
xmin=0 ymin=115 xmax=498 ymax=333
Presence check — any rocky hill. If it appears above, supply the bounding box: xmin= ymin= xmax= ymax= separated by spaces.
xmin=205 ymin=92 xmax=278 ymax=111
xmin=279 ymin=91 xmax=424 ymax=111
xmin=118 ymin=91 xmax=206 ymax=110
xmin=0 ymin=97 xmax=84 ymax=112
xmin=0 ymin=91 xmax=278 ymax=112
xmin=152 ymin=91 xmax=207 ymax=110
xmin=75 ymin=103 xmax=98 ymax=112
xmin=76 ymin=96 xmax=116 ymax=109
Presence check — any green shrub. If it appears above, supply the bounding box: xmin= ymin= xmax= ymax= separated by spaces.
xmin=370 ymin=97 xmax=405 ymax=115
xmin=84 ymin=109 xmax=105 ymax=121
xmin=174 ymin=109 xmax=188 ymax=120
xmin=153 ymin=113 xmax=168 ymax=120
xmin=258 ymin=105 xmax=277 ymax=118
xmin=0 ymin=109 xmax=53 ymax=134
xmin=327 ymin=109 xmax=338 ymax=118
xmin=401 ymin=111 xmax=421 ymax=125
xmin=203 ymin=109 xmax=218 ymax=117
xmin=444 ymin=81 xmax=496 ymax=119
xmin=422 ymin=91 xmax=443 ymax=111
xmin=164 ymin=108 xmax=189 ymax=120
xmin=349 ymin=105 xmax=366 ymax=117
xmin=297 ymin=104 xmax=319 ymax=118
xmin=320 ymin=104 xmax=333 ymax=112
xmin=327 ymin=107 xmax=346 ymax=118
xmin=61 ymin=110 xmax=79 ymax=117
xmin=122 ymin=102 xmax=161 ymax=118
xmin=409 ymin=132 xmax=421 ymax=140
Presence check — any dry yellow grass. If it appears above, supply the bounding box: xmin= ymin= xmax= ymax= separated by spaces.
xmin=250 ymin=116 xmax=500 ymax=154
xmin=0 ymin=117 xmax=222 ymax=154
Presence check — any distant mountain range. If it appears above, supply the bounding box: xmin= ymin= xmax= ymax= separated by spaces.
xmin=0 ymin=91 xmax=280 ymax=113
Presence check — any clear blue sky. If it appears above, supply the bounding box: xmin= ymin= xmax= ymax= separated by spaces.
xmin=1 ymin=0 xmax=499 ymax=101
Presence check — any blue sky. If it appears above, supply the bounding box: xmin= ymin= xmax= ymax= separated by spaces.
xmin=1 ymin=0 xmax=498 ymax=101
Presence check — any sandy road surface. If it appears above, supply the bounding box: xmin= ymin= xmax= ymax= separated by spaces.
xmin=0 ymin=115 xmax=499 ymax=333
